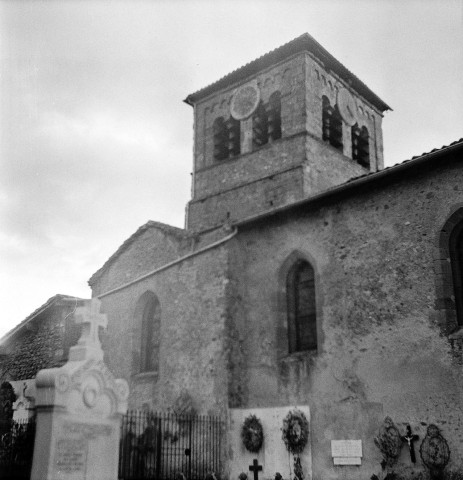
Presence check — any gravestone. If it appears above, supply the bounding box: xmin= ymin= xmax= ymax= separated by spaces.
xmin=30 ymin=298 xmax=129 ymax=480
xmin=12 ymin=380 xmax=36 ymax=421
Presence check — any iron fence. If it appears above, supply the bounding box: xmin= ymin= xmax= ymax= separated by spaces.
xmin=119 ymin=411 xmax=223 ymax=480
xmin=0 ymin=417 xmax=36 ymax=480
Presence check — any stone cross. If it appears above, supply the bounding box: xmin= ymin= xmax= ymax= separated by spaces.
xmin=75 ymin=298 xmax=108 ymax=348
xmin=401 ymin=425 xmax=419 ymax=463
xmin=249 ymin=459 xmax=263 ymax=480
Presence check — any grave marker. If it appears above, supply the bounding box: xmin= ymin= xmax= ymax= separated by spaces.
xmin=249 ymin=459 xmax=263 ymax=480
xmin=30 ymin=298 xmax=129 ymax=480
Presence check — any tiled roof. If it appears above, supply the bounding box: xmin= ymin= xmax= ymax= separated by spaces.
xmin=185 ymin=33 xmax=391 ymax=112
xmin=0 ymin=294 xmax=84 ymax=345
xmin=347 ymin=138 xmax=463 ymax=184
xmin=236 ymin=138 xmax=463 ymax=227
xmin=88 ymin=221 xmax=192 ymax=286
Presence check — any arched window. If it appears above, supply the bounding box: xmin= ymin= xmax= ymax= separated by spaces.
xmin=139 ymin=294 xmax=161 ymax=374
xmin=287 ymin=260 xmax=317 ymax=353
xmin=449 ymin=219 xmax=463 ymax=327
xmin=267 ymin=91 xmax=282 ymax=142
xmin=322 ymin=96 xmax=343 ymax=151
xmin=252 ymin=91 xmax=282 ymax=150
xmin=352 ymin=124 xmax=370 ymax=167
xmin=436 ymin=208 xmax=463 ymax=338
xmin=213 ymin=116 xmax=240 ymax=161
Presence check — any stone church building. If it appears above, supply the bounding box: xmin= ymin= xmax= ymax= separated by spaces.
xmin=2 ymin=33 xmax=463 ymax=479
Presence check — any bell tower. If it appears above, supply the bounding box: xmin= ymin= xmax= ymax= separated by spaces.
xmin=184 ymin=34 xmax=390 ymax=232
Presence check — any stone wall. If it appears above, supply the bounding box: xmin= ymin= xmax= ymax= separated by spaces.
xmin=0 ymin=302 xmax=81 ymax=382
xmin=188 ymin=162 xmax=305 ymax=231
xmin=228 ymin=157 xmax=463 ymax=478
xmin=90 ymin=222 xmax=194 ymax=296
xmin=94 ymin=239 xmax=231 ymax=416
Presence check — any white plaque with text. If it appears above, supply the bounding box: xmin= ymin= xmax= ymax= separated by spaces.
xmin=331 ymin=440 xmax=362 ymax=465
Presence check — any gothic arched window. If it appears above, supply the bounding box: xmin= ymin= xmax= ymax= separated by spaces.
xmin=450 ymin=219 xmax=463 ymax=327
xmin=352 ymin=124 xmax=370 ymax=167
xmin=139 ymin=294 xmax=161 ymax=374
xmin=252 ymin=91 xmax=282 ymax=149
xmin=436 ymin=208 xmax=463 ymax=339
xmin=287 ymin=260 xmax=317 ymax=353
xmin=322 ymin=96 xmax=343 ymax=151
xmin=213 ymin=116 xmax=240 ymax=161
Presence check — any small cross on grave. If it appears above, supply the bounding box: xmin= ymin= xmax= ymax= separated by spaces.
xmin=249 ymin=459 xmax=263 ymax=480
xmin=401 ymin=425 xmax=419 ymax=463
xmin=75 ymin=298 xmax=108 ymax=348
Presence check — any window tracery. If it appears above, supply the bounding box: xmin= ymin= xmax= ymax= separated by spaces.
xmin=138 ymin=293 xmax=161 ymax=374
xmin=287 ymin=260 xmax=317 ymax=353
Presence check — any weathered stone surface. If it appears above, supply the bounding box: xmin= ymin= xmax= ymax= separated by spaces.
xmin=0 ymin=296 xmax=84 ymax=382
xmin=96 ymin=243 xmax=230 ymax=416
xmin=227 ymin=158 xmax=463 ymax=479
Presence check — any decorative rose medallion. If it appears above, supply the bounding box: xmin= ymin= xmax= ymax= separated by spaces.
xmin=337 ymin=87 xmax=357 ymax=126
xmin=83 ymin=385 xmax=98 ymax=408
xmin=230 ymin=81 xmax=260 ymax=120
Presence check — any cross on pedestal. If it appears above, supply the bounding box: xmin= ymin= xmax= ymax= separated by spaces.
xmin=249 ymin=459 xmax=263 ymax=480
xmin=401 ymin=425 xmax=419 ymax=463
xmin=75 ymin=298 xmax=108 ymax=348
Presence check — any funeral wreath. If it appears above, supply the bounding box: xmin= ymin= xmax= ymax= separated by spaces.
xmin=281 ymin=409 xmax=309 ymax=454
xmin=241 ymin=415 xmax=264 ymax=453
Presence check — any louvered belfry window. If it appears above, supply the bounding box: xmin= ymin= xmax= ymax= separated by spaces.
xmin=287 ymin=261 xmax=317 ymax=353
xmin=252 ymin=91 xmax=282 ymax=149
xmin=352 ymin=124 xmax=370 ymax=167
xmin=213 ymin=116 xmax=240 ymax=161
xmin=322 ymin=96 xmax=343 ymax=151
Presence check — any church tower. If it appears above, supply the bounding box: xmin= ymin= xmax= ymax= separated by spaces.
xmin=184 ymin=34 xmax=390 ymax=232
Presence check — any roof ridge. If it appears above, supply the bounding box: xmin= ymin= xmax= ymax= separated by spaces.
xmin=0 ymin=294 xmax=85 ymax=345
xmin=88 ymin=220 xmax=192 ymax=286
xmin=185 ymin=33 xmax=390 ymax=112
xmin=347 ymin=137 xmax=463 ymax=184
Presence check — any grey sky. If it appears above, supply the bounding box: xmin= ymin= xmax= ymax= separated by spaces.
xmin=1 ymin=0 xmax=462 ymax=337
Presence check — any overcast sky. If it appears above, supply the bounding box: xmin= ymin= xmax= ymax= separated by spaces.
xmin=1 ymin=0 xmax=462 ymax=338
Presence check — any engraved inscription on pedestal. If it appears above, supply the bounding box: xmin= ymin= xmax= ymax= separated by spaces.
xmin=54 ymin=438 xmax=87 ymax=480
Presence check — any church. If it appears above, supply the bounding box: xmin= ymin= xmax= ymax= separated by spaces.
xmin=2 ymin=33 xmax=463 ymax=480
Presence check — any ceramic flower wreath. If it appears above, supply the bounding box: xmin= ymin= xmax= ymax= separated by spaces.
xmin=241 ymin=415 xmax=264 ymax=453
xmin=281 ymin=409 xmax=309 ymax=454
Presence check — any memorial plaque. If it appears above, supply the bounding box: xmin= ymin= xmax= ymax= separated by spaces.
xmin=333 ymin=457 xmax=361 ymax=465
xmin=54 ymin=438 xmax=87 ymax=479
xmin=331 ymin=440 xmax=362 ymax=466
